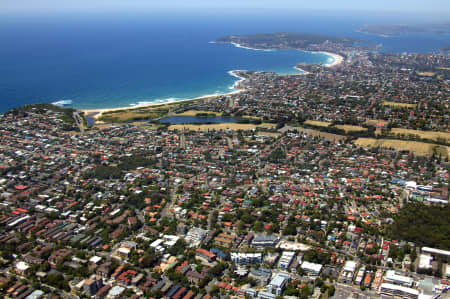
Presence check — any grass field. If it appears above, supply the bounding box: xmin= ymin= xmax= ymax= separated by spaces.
xmin=84 ymin=96 xmax=214 ymax=123
xmin=98 ymin=109 xmax=168 ymax=122
xmin=354 ymin=138 xmax=449 ymax=158
xmin=304 ymin=120 xmax=332 ymax=127
xmin=304 ymin=121 xmax=366 ymax=133
xmin=256 ymin=132 xmax=282 ymax=137
xmin=335 ymin=125 xmax=367 ymax=133
xmin=168 ymin=123 xmax=276 ymax=131
xmin=417 ymin=72 xmax=435 ymax=76
xmin=365 ymin=119 xmax=387 ymax=126
xmin=292 ymin=127 xmax=346 ymax=141
xmin=91 ymin=122 xmax=161 ymax=130
xmin=390 ymin=128 xmax=450 ymax=142
xmin=383 ymin=101 xmax=416 ymax=108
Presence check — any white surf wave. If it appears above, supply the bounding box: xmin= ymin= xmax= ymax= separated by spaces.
xmin=52 ymin=100 xmax=73 ymax=106
xmin=230 ymin=42 xmax=275 ymax=52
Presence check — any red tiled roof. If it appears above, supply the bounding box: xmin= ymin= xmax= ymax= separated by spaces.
xmin=14 ymin=185 xmax=28 ymax=190
xmin=196 ymin=248 xmax=215 ymax=259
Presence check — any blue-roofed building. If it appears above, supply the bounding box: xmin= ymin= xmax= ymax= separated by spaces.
xmin=390 ymin=179 xmax=406 ymax=185
xmin=210 ymin=248 xmax=227 ymax=261
xmin=165 ymin=284 xmax=181 ymax=298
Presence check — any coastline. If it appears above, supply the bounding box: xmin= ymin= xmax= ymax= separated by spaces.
xmin=293 ymin=66 xmax=309 ymax=75
xmin=319 ymin=51 xmax=344 ymax=67
xmin=79 ymin=45 xmax=343 ymax=118
xmin=227 ymin=70 xmax=247 ymax=89
xmin=228 ymin=41 xmax=344 ymax=68
xmin=230 ymin=42 xmax=274 ymax=52
xmin=80 ymin=71 xmax=246 ymax=120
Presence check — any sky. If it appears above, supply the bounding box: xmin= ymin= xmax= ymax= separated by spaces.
xmin=2 ymin=0 xmax=450 ymax=16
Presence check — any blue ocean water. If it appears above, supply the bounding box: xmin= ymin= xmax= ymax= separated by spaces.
xmin=0 ymin=12 xmax=448 ymax=112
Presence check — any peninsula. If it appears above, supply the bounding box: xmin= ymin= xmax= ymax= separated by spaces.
xmin=215 ymin=32 xmax=349 ymax=68
xmin=215 ymin=32 xmax=355 ymax=50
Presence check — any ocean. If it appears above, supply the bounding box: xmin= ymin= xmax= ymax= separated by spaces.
xmin=0 ymin=11 xmax=448 ymax=113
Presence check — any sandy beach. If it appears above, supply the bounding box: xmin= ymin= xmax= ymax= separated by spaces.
xmin=81 ymin=92 xmax=239 ymax=121
xmin=79 ymin=50 xmax=342 ymax=120
xmin=293 ymin=66 xmax=310 ymax=75
xmin=227 ymin=41 xmax=344 ymax=68
xmin=80 ymin=71 xmax=246 ymax=120
xmin=320 ymin=51 xmax=344 ymax=67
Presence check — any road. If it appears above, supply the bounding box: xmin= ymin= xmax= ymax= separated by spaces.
xmin=226 ymin=137 xmax=234 ymax=150
xmin=335 ymin=283 xmax=387 ymax=299
xmin=158 ymin=182 xmax=177 ymax=224
xmin=73 ymin=112 xmax=84 ymax=133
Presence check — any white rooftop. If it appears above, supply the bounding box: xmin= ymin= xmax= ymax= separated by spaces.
xmin=418 ymin=254 xmax=433 ymax=269
xmin=89 ymin=256 xmax=102 ymax=264
xmin=344 ymin=260 xmax=357 ymax=272
xmin=108 ymin=285 xmax=125 ymax=296
xmin=381 ymin=283 xmax=419 ymax=295
xmin=269 ymin=272 xmax=290 ymax=287
xmin=422 ymin=247 xmax=450 ymax=257
xmin=231 ymin=252 xmax=262 ymax=258
xmin=301 ymin=261 xmax=322 ymax=273
xmin=16 ymin=261 xmax=30 ymax=271
xmin=385 ymin=270 xmax=414 ymax=286
xmin=276 ymin=240 xmax=311 ymax=251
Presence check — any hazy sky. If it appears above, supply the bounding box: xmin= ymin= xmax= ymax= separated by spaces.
xmin=2 ymin=0 xmax=450 ymax=15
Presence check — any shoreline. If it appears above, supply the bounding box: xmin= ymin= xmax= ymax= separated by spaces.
xmin=80 ymin=71 xmax=246 ymax=120
xmin=79 ymin=45 xmax=343 ymax=118
xmin=293 ymin=66 xmax=309 ymax=75
xmin=228 ymin=41 xmax=344 ymax=68
xmin=227 ymin=70 xmax=247 ymax=89
xmin=230 ymin=42 xmax=274 ymax=52
xmin=318 ymin=51 xmax=344 ymax=67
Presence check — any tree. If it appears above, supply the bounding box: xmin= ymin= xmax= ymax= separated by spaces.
xmin=253 ymin=221 xmax=263 ymax=232
xmin=209 ymin=285 xmax=220 ymax=296
xmin=283 ymin=222 xmax=297 ymax=235
xmin=210 ymin=262 xmax=227 ymax=277
xmin=328 ymin=285 xmax=335 ymax=297
xmin=168 ymin=239 xmax=187 ymax=256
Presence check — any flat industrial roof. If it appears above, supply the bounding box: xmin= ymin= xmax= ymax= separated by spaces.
xmin=422 ymin=247 xmax=450 ymax=257
xmin=380 ymin=283 xmax=419 ymax=295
